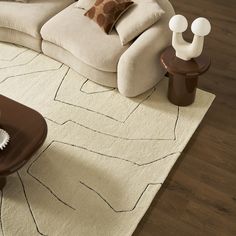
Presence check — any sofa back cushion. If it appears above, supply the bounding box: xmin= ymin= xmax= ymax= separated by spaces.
xmin=115 ymin=0 xmax=165 ymax=45
xmin=75 ymin=0 xmax=95 ymax=10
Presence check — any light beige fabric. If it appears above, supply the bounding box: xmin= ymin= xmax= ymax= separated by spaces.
xmin=16 ymin=0 xmax=28 ymax=2
xmin=0 ymin=27 xmax=41 ymax=51
xmin=118 ymin=0 xmax=175 ymax=97
xmin=0 ymin=0 xmax=29 ymax=2
xmin=41 ymin=3 xmax=131 ymax=72
xmin=41 ymin=1 xmax=173 ymax=96
xmin=42 ymin=40 xmax=117 ymax=87
xmin=0 ymin=0 xmax=75 ymax=39
xmin=75 ymin=0 xmax=95 ymax=10
xmin=116 ymin=0 xmax=165 ymax=45
xmin=0 ymin=42 xmax=215 ymax=236
xmin=0 ymin=0 xmax=175 ymax=97
xmin=0 ymin=0 xmax=28 ymax=2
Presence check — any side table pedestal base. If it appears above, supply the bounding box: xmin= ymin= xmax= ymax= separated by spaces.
xmin=0 ymin=176 xmax=6 ymax=190
xmin=161 ymin=47 xmax=211 ymax=107
xmin=168 ymin=73 xmax=198 ymax=106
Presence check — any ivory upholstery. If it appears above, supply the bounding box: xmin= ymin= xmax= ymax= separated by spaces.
xmin=118 ymin=0 xmax=175 ymax=96
xmin=0 ymin=0 xmax=75 ymax=51
xmin=42 ymin=41 xmax=118 ymax=87
xmin=41 ymin=5 xmax=131 ymax=73
xmin=0 ymin=28 xmax=41 ymax=52
xmin=0 ymin=0 xmax=175 ymax=97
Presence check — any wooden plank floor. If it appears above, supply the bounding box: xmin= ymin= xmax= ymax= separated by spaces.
xmin=134 ymin=0 xmax=236 ymax=235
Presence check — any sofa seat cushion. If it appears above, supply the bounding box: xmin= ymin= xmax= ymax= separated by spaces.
xmin=0 ymin=27 xmax=42 ymax=52
xmin=0 ymin=0 xmax=75 ymax=39
xmin=41 ymin=3 xmax=131 ymax=72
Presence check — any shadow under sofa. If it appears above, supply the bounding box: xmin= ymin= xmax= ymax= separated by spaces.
xmin=0 ymin=0 xmax=175 ymax=97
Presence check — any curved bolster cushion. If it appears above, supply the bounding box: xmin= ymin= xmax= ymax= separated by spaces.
xmin=117 ymin=0 xmax=175 ymax=97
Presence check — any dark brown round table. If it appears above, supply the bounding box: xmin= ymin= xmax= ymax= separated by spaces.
xmin=0 ymin=95 xmax=47 ymax=189
xmin=161 ymin=46 xmax=211 ymax=106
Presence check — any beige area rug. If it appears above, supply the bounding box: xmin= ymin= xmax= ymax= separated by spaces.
xmin=0 ymin=42 xmax=215 ymax=236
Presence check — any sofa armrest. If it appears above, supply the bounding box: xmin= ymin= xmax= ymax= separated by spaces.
xmin=117 ymin=0 xmax=175 ymax=97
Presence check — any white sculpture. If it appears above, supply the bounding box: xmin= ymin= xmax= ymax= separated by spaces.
xmin=169 ymin=15 xmax=211 ymax=61
xmin=0 ymin=129 xmax=10 ymax=150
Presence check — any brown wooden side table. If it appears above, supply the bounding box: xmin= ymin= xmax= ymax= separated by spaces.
xmin=0 ymin=95 xmax=47 ymax=189
xmin=161 ymin=46 xmax=211 ymax=106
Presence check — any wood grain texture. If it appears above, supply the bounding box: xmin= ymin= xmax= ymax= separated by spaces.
xmin=134 ymin=0 xmax=236 ymax=235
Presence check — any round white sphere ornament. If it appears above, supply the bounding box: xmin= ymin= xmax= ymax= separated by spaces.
xmin=169 ymin=15 xmax=188 ymax=33
xmin=0 ymin=129 xmax=10 ymax=150
xmin=191 ymin=17 xmax=211 ymax=36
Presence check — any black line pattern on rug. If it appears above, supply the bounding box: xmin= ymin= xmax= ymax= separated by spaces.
xmin=29 ymin=140 xmax=181 ymax=168
xmin=80 ymin=181 xmax=162 ymax=213
xmin=26 ymin=142 xmax=76 ymax=211
xmin=0 ymin=53 xmax=40 ymax=70
xmin=45 ymin=106 xmax=179 ymax=141
xmin=0 ymin=64 xmax=64 ymax=84
xmin=0 ymin=46 xmax=181 ymax=222
xmin=55 ymin=88 xmax=156 ymax=123
xmin=80 ymin=79 xmax=115 ymax=94
xmin=0 ymin=48 xmax=174 ymax=127
xmin=54 ymin=67 xmax=70 ymax=98
xmin=17 ymin=172 xmax=47 ymax=236
xmin=0 ymin=48 xmax=28 ymax=61
xmin=174 ymin=106 xmax=180 ymax=140
xmin=27 ymin=141 xmax=180 ymax=213
xmin=54 ymin=68 xmax=156 ymax=123
xmin=0 ymin=52 xmax=170 ymax=137
xmin=0 ymin=46 xmax=174 ymax=127
xmin=0 ymin=190 xmax=4 ymax=236
xmin=0 ymin=45 xmax=196 ymax=233
xmin=0 ymin=55 xmax=180 ymax=140
xmin=27 ymin=171 xmax=76 ymax=211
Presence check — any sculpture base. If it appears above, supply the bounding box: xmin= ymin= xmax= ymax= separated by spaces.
xmin=175 ymin=52 xmax=192 ymax=61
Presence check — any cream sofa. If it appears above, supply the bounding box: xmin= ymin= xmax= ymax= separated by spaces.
xmin=0 ymin=0 xmax=175 ymax=97
xmin=0 ymin=0 xmax=75 ymax=52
